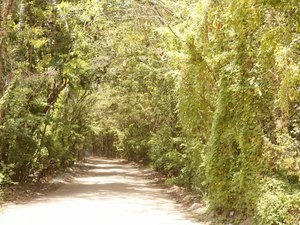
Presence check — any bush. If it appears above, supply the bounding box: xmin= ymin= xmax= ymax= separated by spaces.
xmin=0 ymin=162 xmax=15 ymax=186
xmin=0 ymin=162 xmax=15 ymax=202
xmin=256 ymin=178 xmax=300 ymax=224
xmin=179 ymin=140 xmax=207 ymax=196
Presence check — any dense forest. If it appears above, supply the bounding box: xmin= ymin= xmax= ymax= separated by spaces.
xmin=0 ymin=0 xmax=299 ymax=224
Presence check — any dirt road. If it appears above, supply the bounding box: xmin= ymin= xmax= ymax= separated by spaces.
xmin=0 ymin=158 xmax=207 ymax=225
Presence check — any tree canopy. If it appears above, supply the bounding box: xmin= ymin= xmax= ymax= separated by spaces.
xmin=0 ymin=0 xmax=299 ymax=224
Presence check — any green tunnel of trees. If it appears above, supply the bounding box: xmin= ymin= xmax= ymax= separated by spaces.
xmin=0 ymin=0 xmax=299 ymax=224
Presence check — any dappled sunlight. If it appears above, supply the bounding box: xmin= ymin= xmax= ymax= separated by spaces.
xmin=0 ymin=158 xmax=203 ymax=225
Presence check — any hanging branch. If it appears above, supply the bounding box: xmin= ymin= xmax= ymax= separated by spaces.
xmin=150 ymin=4 xmax=185 ymax=43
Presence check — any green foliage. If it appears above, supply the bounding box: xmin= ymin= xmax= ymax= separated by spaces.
xmin=149 ymin=125 xmax=184 ymax=176
xmin=179 ymin=139 xmax=207 ymax=195
xmin=89 ymin=1 xmax=299 ymax=223
xmin=164 ymin=0 xmax=300 ymax=221
xmin=0 ymin=162 xmax=14 ymax=186
xmin=1 ymin=0 xmax=299 ymax=223
xmin=256 ymin=178 xmax=300 ymax=225
xmin=0 ymin=0 xmax=100 ymax=182
xmin=0 ymin=161 xmax=14 ymax=202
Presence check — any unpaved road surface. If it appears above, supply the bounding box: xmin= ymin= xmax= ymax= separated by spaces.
xmin=0 ymin=157 xmax=206 ymax=225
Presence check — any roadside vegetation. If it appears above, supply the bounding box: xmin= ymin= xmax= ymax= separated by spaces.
xmin=1 ymin=0 xmax=299 ymax=223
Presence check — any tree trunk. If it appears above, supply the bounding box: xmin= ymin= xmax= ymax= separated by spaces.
xmin=0 ymin=0 xmax=14 ymax=95
xmin=26 ymin=1 xmax=34 ymax=73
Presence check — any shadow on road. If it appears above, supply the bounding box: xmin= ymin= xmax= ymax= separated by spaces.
xmin=1 ymin=157 xmax=208 ymax=225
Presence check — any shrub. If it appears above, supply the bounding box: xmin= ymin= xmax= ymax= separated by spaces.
xmin=256 ymin=178 xmax=300 ymax=224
